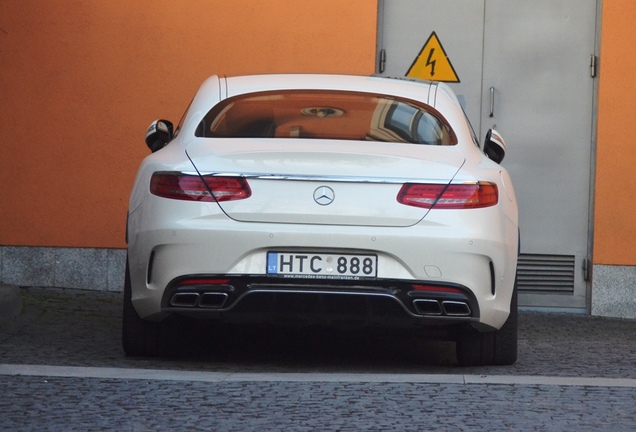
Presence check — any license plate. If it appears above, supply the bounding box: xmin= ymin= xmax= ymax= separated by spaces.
xmin=267 ymin=252 xmax=378 ymax=279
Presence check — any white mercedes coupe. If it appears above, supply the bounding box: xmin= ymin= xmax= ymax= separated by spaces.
xmin=123 ymin=74 xmax=519 ymax=366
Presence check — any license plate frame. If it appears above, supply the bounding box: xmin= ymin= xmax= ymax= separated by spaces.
xmin=266 ymin=252 xmax=378 ymax=279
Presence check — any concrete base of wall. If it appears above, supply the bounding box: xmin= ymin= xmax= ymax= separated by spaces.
xmin=0 ymin=246 xmax=126 ymax=292
xmin=592 ymin=264 xmax=636 ymax=319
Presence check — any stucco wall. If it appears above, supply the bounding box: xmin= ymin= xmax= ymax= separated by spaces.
xmin=1 ymin=0 xmax=635 ymax=270
xmin=0 ymin=0 xmax=377 ymax=249
xmin=594 ymin=0 xmax=636 ymax=265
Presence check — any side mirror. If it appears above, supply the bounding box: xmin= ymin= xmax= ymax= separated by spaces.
xmin=145 ymin=119 xmax=174 ymax=153
xmin=483 ymin=128 xmax=506 ymax=164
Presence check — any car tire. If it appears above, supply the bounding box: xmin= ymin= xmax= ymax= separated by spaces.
xmin=122 ymin=257 xmax=166 ymax=357
xmin=456 ymin=281 xmax=518 ymax=367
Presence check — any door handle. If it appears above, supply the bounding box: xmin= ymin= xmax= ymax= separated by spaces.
xmin=489 ymin=86 xmax=495 ymax=118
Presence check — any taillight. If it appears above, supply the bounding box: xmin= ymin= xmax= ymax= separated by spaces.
xmin=397 ymin=182 xmax=498 ymax=209
xmin=150 ymin=172 xmax=251 ymax=202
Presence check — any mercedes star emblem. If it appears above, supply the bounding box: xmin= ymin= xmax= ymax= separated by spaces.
xmin=313 ymin=186 xmax=335 ymax=206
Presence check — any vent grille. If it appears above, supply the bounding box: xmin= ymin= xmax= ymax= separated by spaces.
xmin=517 ymin=254 xmax=575 ymax=294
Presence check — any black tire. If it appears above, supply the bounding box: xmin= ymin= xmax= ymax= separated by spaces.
xmin=456 ymin=282 xmax=518 ymax=366
xmin=122 ymin=257 xmax=165 ymax=357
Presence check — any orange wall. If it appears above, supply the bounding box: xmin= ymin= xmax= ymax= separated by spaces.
xmin=2 ymin=0 xmax=635 ymax=268
xmin=0 ymin=0 xmax=378 ymax=248
xmin=593 ymin=0 xmax=636 ymax=265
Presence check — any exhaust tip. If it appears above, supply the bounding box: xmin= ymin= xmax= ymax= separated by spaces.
xmin=199 ymin=292 xmax=228 ymax=309
xmin=441 ymin=301 xmax=471 ymax=316
xmin=413 ymin=299 xmax=443 ymax=315
xmin=170 ymin=292 xmax=200 ymax=307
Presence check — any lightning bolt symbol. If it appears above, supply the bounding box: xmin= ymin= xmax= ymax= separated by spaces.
xmin=426 ymin=48 xmax=436 ymax=76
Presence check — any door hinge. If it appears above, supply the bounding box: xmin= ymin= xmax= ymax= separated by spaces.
xmin=582 ymin=258 xmax=591 ymax=281
xmin=590 ymin=55 xmax=597 ymax=78
xmin=378 ymin=49 xmax=386 ymax=74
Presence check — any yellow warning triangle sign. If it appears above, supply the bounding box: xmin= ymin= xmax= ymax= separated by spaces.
xmin=406 ymin=32 xmax=460 ymax=83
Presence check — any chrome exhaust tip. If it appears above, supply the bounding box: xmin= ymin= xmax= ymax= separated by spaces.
xmin=441 ymin=301 xmax=471 ymax=316
xmin=413 ymin=299 xmax=443 ymax=315
xmin=170 ymin=292 xmax=200 ymax=307
xmin=199 ymin=292 xmax=228 ymax=309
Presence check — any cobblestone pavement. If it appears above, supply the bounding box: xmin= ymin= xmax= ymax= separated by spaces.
xmin=1 ymin=287 xmax=636 ymax=430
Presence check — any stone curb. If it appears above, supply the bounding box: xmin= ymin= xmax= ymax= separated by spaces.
xmin=0 ymin=284 xmax=23 ymax=323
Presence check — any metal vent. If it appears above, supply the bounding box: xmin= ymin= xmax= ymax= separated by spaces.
xmin=517 ymin=254 xmax=575 ymax=294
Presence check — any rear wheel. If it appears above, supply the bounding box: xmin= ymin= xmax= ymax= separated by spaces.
xmin=456 ymin=282 xmax=518 ymax=366
xmin=122 ymin=257 xmax=169 ymax=357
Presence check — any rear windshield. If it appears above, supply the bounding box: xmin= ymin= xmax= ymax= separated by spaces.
xmin=195 ymin=90 xmax=456 ymax=145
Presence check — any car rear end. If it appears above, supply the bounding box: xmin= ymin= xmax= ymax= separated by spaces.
xmin=125 ymin=74 xmax=519 ymax=364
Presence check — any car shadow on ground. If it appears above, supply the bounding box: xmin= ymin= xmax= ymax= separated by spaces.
xmin=21 ymin=287 xmax=636 ymax=377
xmin=153 ymin=318 xmax=459 ymax=371
xmin=1 ymin=288 xmax=465 ymax=373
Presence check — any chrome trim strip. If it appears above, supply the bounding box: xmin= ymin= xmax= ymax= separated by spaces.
xmin=180 ymin=171 xmax=450 ymax=184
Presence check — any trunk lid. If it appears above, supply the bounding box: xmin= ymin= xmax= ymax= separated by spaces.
xmin=186 ymin=138 xmax=465 ymax=227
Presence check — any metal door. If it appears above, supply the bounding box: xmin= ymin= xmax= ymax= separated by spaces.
xmin=377 ymin=0 xmax=599 ymax=309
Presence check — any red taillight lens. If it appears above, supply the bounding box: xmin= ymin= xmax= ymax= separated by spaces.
xmin=150 ymin=172 xmax=251 ymax=202
xmin=397 ymin=182 xmax=498 ymax=209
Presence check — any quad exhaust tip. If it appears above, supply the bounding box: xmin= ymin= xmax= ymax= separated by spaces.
xmin=442 ymin=300 xmax=471 ymax=316
xmin=170 ymin=292 xmax=228 ymax=309
xmin=170 ymin=292 xmax=200 ymax=307
xmin=413 ymin=299 xmax=471 ymax=317
xmin=199 ymin=292 xmax=228 ymax=308
xmin=413 ymin=299 xmax=443 ymax=315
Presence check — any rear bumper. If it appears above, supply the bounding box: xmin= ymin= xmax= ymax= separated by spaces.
xmin=127 ymin=204 xmax=518 ymax=329
xmin=160 ymin=275 xmax=480 ymax=327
